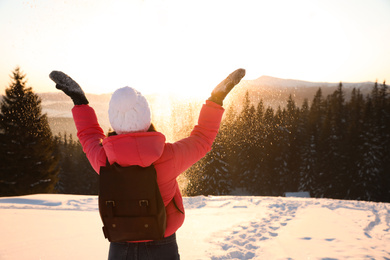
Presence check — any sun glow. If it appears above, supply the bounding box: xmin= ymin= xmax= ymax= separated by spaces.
xmin=0 ymin=0 xmax=389 ymax=96
xmin=48 ymin=0 xmax=225 ymax=98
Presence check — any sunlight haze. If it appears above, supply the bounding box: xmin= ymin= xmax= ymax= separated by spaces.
xmin=0 ymin=0 xmax=389 ymax=96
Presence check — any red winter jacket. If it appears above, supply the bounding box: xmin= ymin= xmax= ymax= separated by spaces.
xmin=72 ymin=100 xmax=224 ymax=238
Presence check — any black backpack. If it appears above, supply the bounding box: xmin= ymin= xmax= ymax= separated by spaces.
xmin=98 ymin=161 xmax=166 ymax=242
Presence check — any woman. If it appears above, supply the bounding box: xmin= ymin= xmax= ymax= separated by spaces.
xmin=49 ymin=68 xmax=245 ymax=260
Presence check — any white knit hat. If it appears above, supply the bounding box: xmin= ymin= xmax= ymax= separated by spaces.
xmin=108 ymin=86 xmax=151 ymax=134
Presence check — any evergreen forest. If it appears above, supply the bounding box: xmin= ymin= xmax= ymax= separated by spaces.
xmin=1 ymin=68 xmax=389 ymax=202
xmin=185 ymin=82 xmax=390 ymax=202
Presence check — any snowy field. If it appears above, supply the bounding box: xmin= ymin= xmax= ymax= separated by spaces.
xmin=0 ymin=194 xmax=389 ymax=260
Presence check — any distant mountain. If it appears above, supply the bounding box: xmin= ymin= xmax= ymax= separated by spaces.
xmin=226 ymin=76 xmax=378 ymax=109
xmin=251 ymin=75 xmax=375 ymax=90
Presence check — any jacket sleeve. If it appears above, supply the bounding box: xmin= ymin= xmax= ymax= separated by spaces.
xmin=72 ymin=105 xmax=107 ymax=173
xmin=170 ymin=100 xmax=224 ymax=175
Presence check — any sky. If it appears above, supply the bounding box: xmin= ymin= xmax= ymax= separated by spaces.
xmin=0 ymin=0 xmax=389 ymax=97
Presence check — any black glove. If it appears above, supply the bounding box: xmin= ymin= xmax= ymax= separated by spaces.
xmin=49 ymin=71 xmax=89 ymax=105
xmin=208 ymin=68 xmax=246 ymax=106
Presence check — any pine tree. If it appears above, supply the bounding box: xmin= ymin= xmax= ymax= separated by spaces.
xmin=0 ymin=67 xmax=59 ymax=196
xmin=249 ymin=100 xmax=267 ymax=195
xmin=261 ymin=107 xmax=278 ymax=195
xmin=271 ymin=106 xmax=291 ymax=196
xmin=344 ymin=88 xmax=367 ymax=200
xmin=283 ymin=95 xmax=301 ymax=192
xmin=235 ymin=92 xmax=256 ymax=189
xmin=320 ymin=83 xmax=349 ymax=199
xmin=299 ymin=89 xmax=325 ymax=197
xmin=297 ymin=98 xmax=314 ymax=195
xmin=354 ymin=96 xmax=382 ymax=201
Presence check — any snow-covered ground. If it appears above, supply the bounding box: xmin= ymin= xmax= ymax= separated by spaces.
xmin=0 ymin=194 xmax=389 ymax=260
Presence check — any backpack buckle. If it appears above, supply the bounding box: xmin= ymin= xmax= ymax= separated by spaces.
xmin=139 ymin=200 xmax=149 ymax=207
xmin=106 ymin=201 xmax=115 ymax=207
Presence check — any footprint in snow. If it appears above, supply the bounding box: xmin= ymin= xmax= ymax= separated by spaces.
xmin=245 ymin=243 xmax=259 ymax=250
xmin=222 ymin=243 xmax=232 ymax=250
xmin=248 ymin=228 xmax=258 ymax=233
xmin=239 ymin=234 xmax=247 ymax=239
xmin=269 ymin=232 xmax=278 ymax=237
xmin=232 ymin=239 xmax=248 ymax=246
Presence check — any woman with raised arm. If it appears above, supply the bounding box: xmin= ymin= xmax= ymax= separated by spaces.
xmin=49 ymin=68 xmax=245 ymax=260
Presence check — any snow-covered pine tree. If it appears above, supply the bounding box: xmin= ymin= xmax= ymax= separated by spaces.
xmin=321 ymin=83 xmax=348 ymax=199
xmin=299 ymin=89 xmax=326 ymax=197
xmin=260 ymin=107 xmax=278 ymax=196
xmin=0 ymin=67 xmax=59 ymax=196
xmin=283 ymin=95 xmax=301 ymax=193
xmin=350 ymin=95 xmax=382 ymax=201
xmin=248 ymin=100 xmax=268 ymax=195
xmin=234 ymin=91 xmax=256 ymax=190
xmin=355 ymin=83 xmax=387 ymax=201
xmin=270 ymin=106 xmax=291 ymax=196
xmin=296 ymin=98 xmax=316 ymax=195
xmin=343 ymin=88 xmax=366 ymax=200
